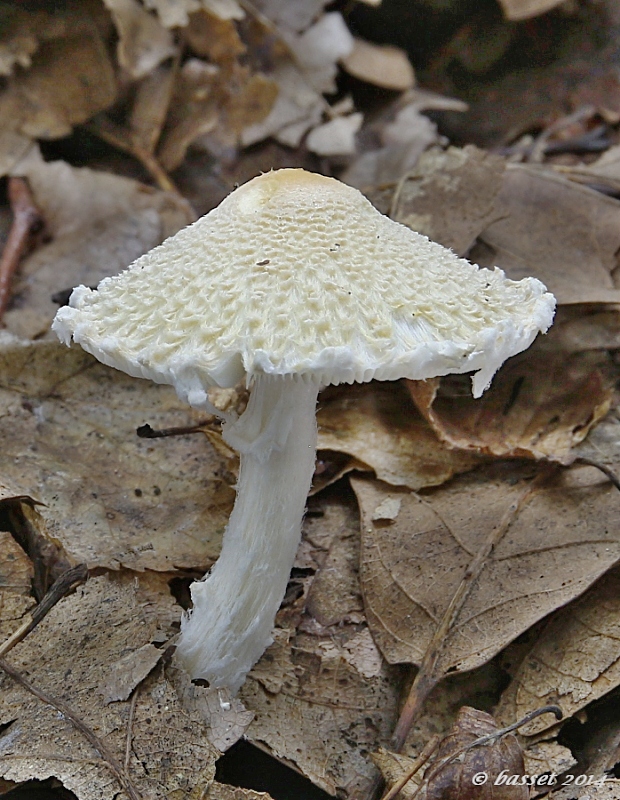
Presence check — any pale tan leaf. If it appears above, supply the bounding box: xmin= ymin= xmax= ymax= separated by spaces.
xmin=103 ymin=0 xmax=177 ymax=79
xmin=0 ymin=28 xmax=116 ymax=139
xmin=0 ymin=132 xmax=32 ymax=179
xmin=144 ymin=0 xmax=244 ymax=27
xmin=306 ymin=113 xmax=363 ymax=157
xmin=0 ymin=338 xmax=234 ymax=571
xmin=341 ymin=38 xmax=415 ymax=91
xmin=522 ymin=740 xmax=576 ymax=776
xmin=316 ymin=382 xmax=479 ymax=491
xmin=206 ymin=784 xmax=273 ymax=800
xmin=6 ymin=146 xmax=191 ymax=338
xmin=171 ymin=665 xmax=254 ymax=751
xmin=352 ymin=465 xmax=620 ymax=673
xmin=498 ymin=0 xmax=566 ymax=21
xmin=102 ymin=643 xmax=163 ymax=703
xmin=496 ymin=567 xmax=620 ymax=736
xmin=0 ymin=574 xmax=218 ymax=799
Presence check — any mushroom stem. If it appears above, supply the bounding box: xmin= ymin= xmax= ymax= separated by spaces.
xmin=176 ymin=373 xmax=320 ymax=692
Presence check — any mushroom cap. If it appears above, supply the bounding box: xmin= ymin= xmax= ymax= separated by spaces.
xmin=53 ymin=169 xmax=555 ymax=408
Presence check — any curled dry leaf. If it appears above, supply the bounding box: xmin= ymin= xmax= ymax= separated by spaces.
xmin=497 ymin=0 xmax=567 ymax=21
xmin=0 ymin=338 xmax=234 ymax=571
xmin=496 ymin=567 xmax=620 ymax=737
xmin=316 ymin=382 xmax=479 ymax=492
xmin=103 ymin=0 xmax=177 ymax=80
xmin=0 ymin=24 xmax=116 ymax=140
xmin=416 ymin=707 xmax=528 ymax=800
xmin=0 ymin=574 xmax=219 ymax=800
xmin=352 ymin=465 xmax=620 ymax=674
xmin=344 ymin=93 xmax=467 ymax=190
xmin=341 ymin=38 xmax=415 ymax=91
xmin=407 ymin=345 xmax=614 ymax=462
xmin=145 ymin=0 xmax=244 ymax=28
xmin=6 ymin=146 xmax=191 ymax=338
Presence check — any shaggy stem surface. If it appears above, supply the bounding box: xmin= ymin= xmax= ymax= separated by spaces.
xmin=176 ymin=374 xmax=320 ymax=692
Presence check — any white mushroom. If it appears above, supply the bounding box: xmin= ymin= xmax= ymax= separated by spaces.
xmin=52 ymin=169 xmax=555 ymax=692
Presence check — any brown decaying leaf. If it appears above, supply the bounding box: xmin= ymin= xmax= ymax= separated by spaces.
xmin=316 ymin=382 xmax=479 ymax=492
xmin=352 ymin=464 xmax=620 ymax=676
xmin=371 ymin=145 xmax=506 ymax=257
xmin=380 ymin=145 xmax=620 ymax=305
xmin=496 ymin=566 xmax=620 ymax=737
xmin=415 ymin=707 xmax=528 ymax=800
xmin=473 ymin=164 xmax=620 ymax=304
xmin=407 ymin=345 xmax=613 ymax=463
xmin=0 ymin=26 xmax=116 ymax=140
xmin=0 ymin=531 xmax=35 ymax=641
xmin=0 ymin=574 xmax=219 ymax=800
xmin=5 ymin=145 xmax=191 ymax=339
xmin=0 ymin=338 xmax=234 ymax=572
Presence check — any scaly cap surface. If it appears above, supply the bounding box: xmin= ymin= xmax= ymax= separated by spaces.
xmin=53 ymin=169 xmax=555 ymax=408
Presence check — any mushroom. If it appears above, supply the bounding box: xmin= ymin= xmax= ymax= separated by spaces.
xmin=52 ymin=169 xmax=555 ymax=692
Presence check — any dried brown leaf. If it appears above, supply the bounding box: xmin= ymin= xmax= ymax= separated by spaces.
xmin=129 ymin=62 xmax=177 ymax=154
xmin=352 ymin=465 xmax=620 ymax=673
xmin=407 ymin=344 xmax=614 ymax=462
xmin=375 ymin=145 xmax=506 ymax=256
xmin=474 ymin=164 xmax=620 ymax=304
xmin=496 ymin=566 xmax=620 ymax=736
xmin=417 ymin=707 xmax=528 ymax=800
xmin=145 ymin=0 xmax=244 ymax=28
xmin=0 ymin=338 xmax=234 ymax=571
xmin=103 ymin=0 xmax=177 ymax=79
xmin=0 ymin=531 xmax=34 ymax=641
xmin=6 ymin=146 xmax=191 ymax=338
xmin=185 ymin=8 xmax=246 ymax=60
xmin=0 ymin=574 xmax=218 ymax=799
xmin=316 ymin=382 xmax=479 ymax=491
xmin=0 ymin=27 xmax=116 ymax=139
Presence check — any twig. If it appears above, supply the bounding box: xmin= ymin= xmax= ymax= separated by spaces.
xmin=0 ymin=177 xmax=43 ymax=321
xmin=125 ymin=689 xmax=140 ymax=772
xmin=380 ymin=735 xmax=441 ymax=800
xmin=0 ymin=564 xmax=88 ymax=658
xmin=389 ymin=466 xmax=557 ymax=754
xmin=0 ymin=657 xmax=141 ymax=800
xmin=572 ymin=457 xmax=620 ymax=492
xmin=85 ymin=118 xmax=180 ymax=195
xmin=407 ymin=706 xmax=563 ymax=800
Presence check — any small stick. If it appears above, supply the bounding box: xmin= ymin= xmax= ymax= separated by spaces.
xmin=572 ymin=457 xmax=620 ymax=492
xmin=125 ymin=689 xmax=140 ymax=772
xmin=0 ymin=564 xmax=88 ymax=658
xmin=0 ymin=656 xmax=141 ymax=800
xmin=0 ymin=177 xmax=43 ymax=321
xmin=380 ymin=735 xmax=441 ymax=800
